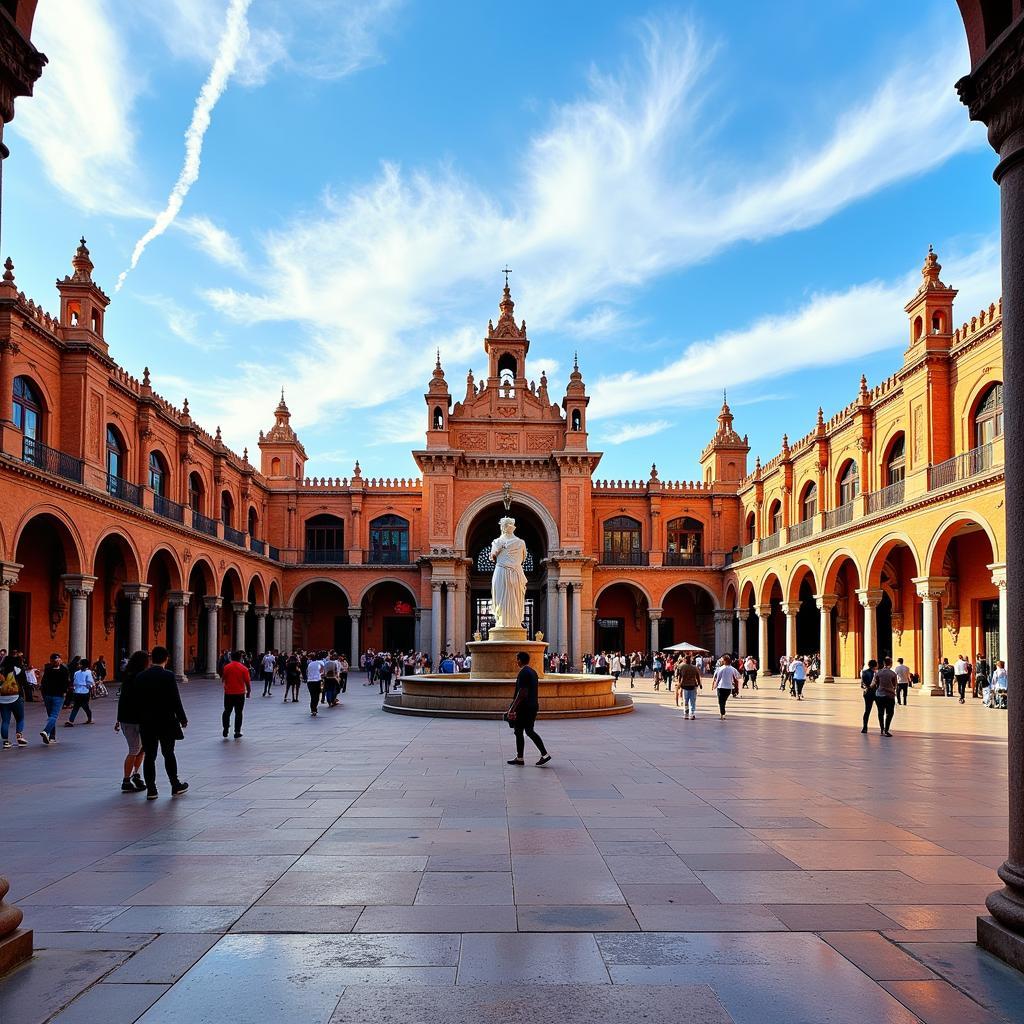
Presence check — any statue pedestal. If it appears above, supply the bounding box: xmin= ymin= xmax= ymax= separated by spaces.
xmin=468 ymin=632 xmax=548 ymax=679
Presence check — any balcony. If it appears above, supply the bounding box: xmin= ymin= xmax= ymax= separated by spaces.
xmin=364 ymin=548 xmax=412 ymax=565
xmin=867 ymin=478 xmax=905 ymax=513
xmin=760 ymin=531 xmax=781 ymax=552
xmin=250 ymin=537 xmax=266 ymax=556
xmin=739 ymin=541 xmax=754 ymax=560
xmin=192 ymin=510 xmax=218 ymax=537
xmin=601 ymin=550 xmax=649 ymax=566
xmin=303 ymin=547 xmax=348 ymax=565
xmin=664 ymin=550 xmax=704 ymax=567
xmin=224 ymin=524 xmax=246 ymax=547
xmin=22 ymin=437 xmax=84 ymax=484
xmin=789 ymin=518 xmax=814 ymax=542
xmin=928 ymin=442 xmax=995 ymax=491
xmin=107 ymin=472 xmax=142 ymax=507
xmin=268 ymin=545 xmax=281 ymax=561
xmin=825 ymin=501 xmax=854 ymax=531
xmin=153 ymin=493 xmax=185 ymax=523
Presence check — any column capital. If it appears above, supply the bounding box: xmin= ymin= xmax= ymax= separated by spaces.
xmin=122 ymin=583 xmax=152 ymax=603
xmin=203 ymin=596 xmax=223 ymax=611
xmin=855 ymin=587 xmax=884 ymax=608
xmin=755 ymin=603 xmax=772 ymax=619
xmin=61 ymin=574 xmax=97 ymax=597
xmin=911 ymin=576 xmax=949 ymax=601
xmin=988 ymin=561 xmax=1007 ymax=589
xmin=0 ymin=560 xmax=22 ymax=588
xmin=814 ymin=593 xmax=838 ymax=612
xmin=557 ymin=581 xmax=570 ymax=593
xmin=348 ymin=608 xmax=362 ymax=620
xmin=714 ymin=609 xmax=734 ymax=623
xmin=736 ymin=608 xmax=749 ymax=622
xmin=647 ymin=607 xmax=662 ymax=620
xmin=231 ymin=600 xmax=250 ymax=614
xmin=252 ymin=604 xmax=269 ymax=616
xmin=167 ymin=590 xmax=191 ymax=607
xmin=431 ymin=580 xmax=443 ymax=592
xmin=781 ymin=601 xmax=801 ymax=617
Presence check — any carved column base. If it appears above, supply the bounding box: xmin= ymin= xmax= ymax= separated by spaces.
xmin=0 ymin=876 xmax=32 ymax=974
xmin=978 ymin=859 xmax=1024 ymax=972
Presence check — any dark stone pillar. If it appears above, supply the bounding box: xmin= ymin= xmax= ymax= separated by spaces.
xmin=955 ymin=4 xmax=1024 ymax=972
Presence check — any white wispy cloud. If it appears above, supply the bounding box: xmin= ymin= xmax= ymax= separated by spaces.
xmin=117 ymin=0 xmax=253 ymax=289
xmin=196 ymin=15 xmax=983 ymax=455
xmin=177 ymin=216 xmax=246 ymax=270
xmin=601 ymin=419 xmax=673 ymax=444
xmin=136 ymin=294 xmax=225 ymax=351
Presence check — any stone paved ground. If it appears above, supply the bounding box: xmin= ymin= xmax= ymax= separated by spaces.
xmin=1 ymin=673 xmax=1023 ymax=1023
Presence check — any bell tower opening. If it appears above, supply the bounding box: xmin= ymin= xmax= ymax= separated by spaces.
xmin=497 ymin=353 xmax=517 ymax=395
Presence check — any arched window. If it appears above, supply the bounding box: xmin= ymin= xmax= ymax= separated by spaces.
xmin=497 ymin=353 xmax=516 ymax=394
xmin=666 ymin=516 xmax=703 ymax=566
xmin=571 ymin=409 xmax=582 ymax=431
xmin=745 ymin=511 xmax=756 ymax=543
xmin=247 ymin=507 xmax=259 ymax=537
xmin=369 ymin=514 xmax=409 ymax=563
xmin=768 ymin=500 xmax=783 ymax=535
xmin=12 ymin=375 xmax=42 ymax=442
xmin=913 ymin=315 xmax=923 ymax=341
xmin=800 ymin=482 xmax=817 ymax=522
xmin=973 ymin=382 xmax=1004 ymax=447
xmin=106 ymin=426 xmax=125 ymax=480
xmin=220 ymin=491 xmax=234 ymax=528
xmin=148 ymin=451 xmax=168 ymax=496
xmin=885 ymin=434 xmax=905 ymax=485
xmin=432 ymin=406 xmax=444 ymax=430
xmin=931 ymin=311 xmax=946 ymax=334
xmin=304 ymin=514 xmax=344 ymax=562
xmin=838 ymin=461 xmax=859 ymax=507
xmin=270 ymin=457 xmax=281 ymax=475
xmin=603 ymin=515 xmax=642 ymax=564
xmin=188 ymin=472 xmax=204 ymax=514
xmin=477 ymin=545 xmax=535 ymax=573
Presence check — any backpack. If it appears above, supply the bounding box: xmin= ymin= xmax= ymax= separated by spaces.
xmin=0 ymin=672 xmax=19 ymax=697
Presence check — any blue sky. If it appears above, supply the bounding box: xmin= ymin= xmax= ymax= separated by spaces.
xmin=7 ymin=1 xmax=999 ymax=481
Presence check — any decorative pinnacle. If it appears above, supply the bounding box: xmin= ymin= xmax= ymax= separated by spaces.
xmin=215 ymin=425 xmax=222 ymax=443
xmin=502 ymin=265 xmax=512 ymax=288
xmin=182 ymin=397 xmax=190 ymax=416
xmin=2 ymin=257 xmax=14 ymax=284
xmin=142 ymin=367 xmax=151 ymax=387
xmin=243 ymin=447 xmax=248 ymax=463
xmin=574 ymin=351 xmax=579 ymax=371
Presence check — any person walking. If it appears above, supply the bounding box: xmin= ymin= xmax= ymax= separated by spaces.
xmin=322 ymin=651 xmax=341 ymax=706
xmin=939 ymin=657 xmax=955 ymax=697
xmin=714 ymin=655 xmax=741 ymax=719
xmin=874 ymin=656 xmax=898 ymax=736
xmin=893 ymin=657 xmax=912 ymax=706
xmin=39 ymin=652 xmax=69 ymax=745
xmin=974 ymin=652 xmax=989 ymax=700
xmin=676 ymin=655 xmax=701 ymax=719
xmin=0 ymin=655 xmax=28 ymax=748
xmin=261 ymin=650 xmax=276 ymax=697
xmin=860 ymin=659 xmax=878 ymax=733
xmin=954 ymin=654 xmax=970 ymax=704
xmin=505 ymin=651 xmax=550 ymax=766
xmin=791 ymin=656 xmax=807 ymax=700
xmin=284 ymin=653 xmax=301 ymax=702
xmin=65 ymin=658 xmax=95 ymax=726
xmin=114 ymin=650 xmax=149 ymax=792
xmin=137 ymin=646 xmax=189 ymax=800
xmin=221 ymin=650 xmax=251 ymax=738
xmin=992 ymin=660 xmax=1008 ymax=708
xmin=305 ymin=651 xmax=324 ymax=716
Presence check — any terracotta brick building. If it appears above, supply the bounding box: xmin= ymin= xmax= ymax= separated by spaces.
xmin=0 ymin=245 xmax=1005 ymax=689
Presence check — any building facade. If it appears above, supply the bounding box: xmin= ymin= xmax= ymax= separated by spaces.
xmin=0 ymin=245 xmax=1005 ymax=687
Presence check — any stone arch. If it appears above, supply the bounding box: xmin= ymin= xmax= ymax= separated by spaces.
xmin=187 ymin=556 xmax=217 ymax=594
xmin=357 ymin=576 xmax=419 ymax=606
xmin=865 ymin=533 xmax=921 ymax=589
xmin=786 ymin=561 xmax=818 ymax=603
xmin=268 ymin=579 xmax=282 ymax=608
xmin=925 ymin=510 xmax=1001 ymax=578
xmin=821 ymin=547 xmax=864 ymax=594
xmin=145 ymin=545 xmax=184 ymax=591
xmin=723 ymin=581 xmax=738 ymax=610
xmin=657 ymin=578 xmax=720 ymax=610
xmin=287 ymin=576 xmax=353 ymax=608
xmin=593 ymin=578 xmax=655 ymax=607
xmin=738 ymin=578 xmax=757 ymax=608
xmin=246 ymin=571 xmax=268 ymax=605
xmin=757 ymin=569 xmax=783 ymax=606
xmin=91 ymin=528 xmax=143 ymax=584
xmin=454 ymin=489 xmax=559 ymax=554
xmin=219 ymin=565 xmax=244 ymax=601
xmin=963 ymin=375 xmax=1003 ymax=449
xmin=13 ymin=505 xmax=86 ymax=573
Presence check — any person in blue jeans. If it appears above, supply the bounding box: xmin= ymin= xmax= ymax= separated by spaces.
xmin=39 ymin=652 xmax=70 ymax=745
xmin=0 ymin=655 xmax=28 ymax=747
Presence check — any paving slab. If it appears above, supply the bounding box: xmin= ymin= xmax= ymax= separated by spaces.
xmin=457 ymin=932 xmax=611 ymax=983
xmin=50 ymin=983 xmax=171 ymax=1024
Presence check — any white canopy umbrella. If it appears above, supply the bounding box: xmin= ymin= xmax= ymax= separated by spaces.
xmin=661 ymin=641 xmax=710 ymax=653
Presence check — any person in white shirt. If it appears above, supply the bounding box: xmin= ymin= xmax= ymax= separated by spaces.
xmin=67 ymin=662 xmax=95 ymax=725
xmin=743 ymin=654 xmax=758 ymax=690
xmin=992 ymin=661 xmax=1008 ymax=709
xmin=953 ymin=655 xmax=970 ymax=704
xmin=305 ymin=653 xmax=324 ymax=717
xmin=791 ymin=657 xmax=807 ymax=699
xmin=261 ymin=651 xmax=276 ymax=697
xmin=714 ymin=655 xmax=742 ymax=719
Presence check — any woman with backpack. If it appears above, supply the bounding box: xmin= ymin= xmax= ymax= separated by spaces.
xmin=0 ymin=654 xmax=28 ymax=748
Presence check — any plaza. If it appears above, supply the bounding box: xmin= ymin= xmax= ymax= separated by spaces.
xmin=1 ymin=677 xmax=1022 ymax=1023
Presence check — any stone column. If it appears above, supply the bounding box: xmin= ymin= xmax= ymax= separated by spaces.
xmin=856 ymin=588 xmax=883 ymax=667
xmin=913 ymin=577 xmax=948 ymax=696
xmin=232 ymin=601 xmax=248 ymax=652
xmin=713 ymin=609 xmax=732 ymax=657
xmin=253 ymin=605 xmax=268 ymax=652
xmin=815 ymin=593 xmax=837 ymax=681
xmin=570 ymin=585 xmax=582 ymax=669
xmin=414 ymin=609 xmax=423 ymax=652
xmin=203 ymin=597 xmax=222 ymax=675
xmin=281 ymin=610 xmax=294 ymax=652
xmin=558 ymin=582 xmax=569 ymax=654
xmin=648 ymin=607 xmax=662 ymax=655
xmin=756 ymin=603 xmax=770 ymax=673
xmin=167 ymin=591 xmax=190 ymax=682
xmin=349 ymin=609 xmax=361 ymax=667
xmin=736 ymin=608 xmax=749 ymax=656
xmin=546 ymin=578 xmax=558 ymax=645
xmin=445 ymin=582 xmax=456 ymax=654
xmin=122 ymin=583 xmax=151 ymax=654
xmin=430 ymin=582 xmax=442 ymax=663
xmin=0 ymin=562 xmax=22 ymax=653
xmin=61 ymin=575 xmax=97 ymax=661
xmin=781 ymin=601 xmax=799 ymax=659
xmin=990 ymin=563 xmax=1008 ymax=665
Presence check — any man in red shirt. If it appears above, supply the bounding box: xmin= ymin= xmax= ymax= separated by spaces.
xmin=221 ymin=650 xmax=251 ymax=739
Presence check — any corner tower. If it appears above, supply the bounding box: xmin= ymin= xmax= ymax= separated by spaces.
xmin=485 ymin=277 xmax=530 ymax=390
xmin=258 ymin=389 xmax=306 ymax=483
xmin=700 ymin=392 xmax=749 ymax=485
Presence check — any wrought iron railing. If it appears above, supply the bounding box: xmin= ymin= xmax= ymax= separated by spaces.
xmin=224 ymin=524 xmax=246 ymax=547
xmin=22 ymin=437 xmax=84 ymax=484
xmin=364 ymin=548 xmax=413 ymax=565
xmin=739 ymin=542 xmax=754 ymax=560
xmin=250 ymin=537 xmax=266 ymax=556
xmin=303 ymin=547 xmax=348 ymax=564
xmin=867 ymin=478 xmax=905 ymax=513
xmin=107 ymin=472 xmax=142 ymax=507
xmin=928 ymin=443 xmax=994 ymax=490
xmin=154 ymin=493 xmax=185 ymax=523
xmin=760 ymin=531 xmax=781 ymax=552
xmin=664 ymin=550 xmax=704 ymax=567
xmin=824 ymin=501 xmax=854 ymax=531
xmin=268 ymin=545 xmax=280 ymax=561
xmin=192 ymin=510 xmax=218 ymax=537
xmin=789 ymin=518 xmax=814 ymax=542
xmin=601 ymin=550 xmax=649 ymax=566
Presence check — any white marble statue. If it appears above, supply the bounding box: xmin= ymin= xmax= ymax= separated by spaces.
xmin=490 ymin=517 xmax=527 ymax=631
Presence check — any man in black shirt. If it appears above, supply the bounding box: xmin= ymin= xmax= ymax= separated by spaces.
xmin=39 ymin=652 xmax=70 ymax=745
xmin=506 ymin=652 xmax=551 ymax=767
xmin=136 ymin=646 xmax=189 ymax=800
